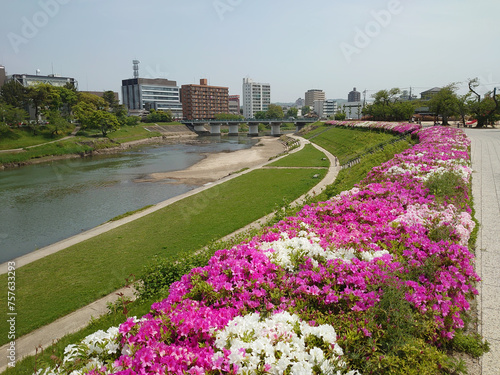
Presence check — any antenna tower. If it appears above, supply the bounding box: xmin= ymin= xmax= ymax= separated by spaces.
xmin=133 ymin=60 xmax=140 ymax=79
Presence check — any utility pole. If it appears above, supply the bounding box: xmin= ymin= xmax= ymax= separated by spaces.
xmin=362 ymin=89 xmax=367 ymax=107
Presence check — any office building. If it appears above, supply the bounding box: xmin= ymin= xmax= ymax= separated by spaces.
xmin=348 ymin=87 xmax=361 ymax=102
xmin=180 ymin=79 xmax=229 ymax=120
xmin=9 ymin=73 xmax=77 ymax=88
xmin=121 ymin=78 xmax=182 ymax=118
xmin=242 ymin=78 xmax=271 ymax=119
xmin=305 ymin=89 xmax=325 ymax=107
xmin=313 ymin=99 xmax=338 ymax=118
xmin=228 ymin=95 xmax=240 ymax=115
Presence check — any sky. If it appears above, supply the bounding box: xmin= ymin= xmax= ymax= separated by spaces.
xmin=1 ymin=0 xmax=499 ymax=103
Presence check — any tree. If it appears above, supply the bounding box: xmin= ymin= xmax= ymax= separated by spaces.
xmin=102 ymin=91 xmax=119 ymax=109
xmin=144 ymin=109 xmax=173 ymax=123
xmin=0 ymin=80 xmax=27 ymax=108
xmin=286 ymin=107 xmax=298 ymax=119
xmin=301 ymin=106 xmax=311 ymax=116
xmin=266 ymin=104 xmax=284 ymax=119
xmin=214 ymin=113 xmax=244 ymax=121
xmin=467 ymin=78 xmax=500 ymax=127
xmin=254 ymin=111 xmax=267 ymax=120
xmin=428 ymin=84 xmax=458 ymax=125
xmin=25 ymin=84 xmax=61 ymax=133
xmin=0 ymin=103 xmax=27 ymax=126
xmin=86 ymin=110 xmax=120 ymax=137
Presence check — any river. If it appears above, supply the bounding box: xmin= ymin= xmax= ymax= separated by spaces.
xmin=0 ymin=136 xmax=258 ymax=263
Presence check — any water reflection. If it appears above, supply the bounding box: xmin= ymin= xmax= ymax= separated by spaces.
xmin=0 ymin=136 xmax=256 ymax=263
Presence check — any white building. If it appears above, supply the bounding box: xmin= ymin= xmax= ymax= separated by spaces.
xmin=313 ymin=99 xmax=337 ymax=118
xmin=121 ymin=78 xmax=182 ymax=118
xmin=242 ymin=78 xmax=271 ymax=119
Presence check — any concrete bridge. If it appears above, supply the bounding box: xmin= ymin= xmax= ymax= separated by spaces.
xmin=179 ymin=119 xmax=318 ymax=136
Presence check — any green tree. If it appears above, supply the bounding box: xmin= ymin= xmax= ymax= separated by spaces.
xmin=25 ymin=84 xmax=61 ymax=133
xmin=0 ymin=80 xmax=27 ymax=108
xmin=0 ymin=103 xmax=27 ymax=126
xmin=144 ymin=109 xmax=173 ymax=123
xmin=254 ymin=111 xmax=267 ymax=120
xmin=86 ymin=110 xmax=120 ymax=136
xmin=286 ymin=107 xmax=298 ymax=118
xmin=301 ymin=106 xmax=311 ymax=115
xmin=468 ymin=78 xmax=499 ymax=127
xmin=214 ymin=113 xmax=244 ymax=121
xmin=428 ymin=84 xmax=458 ymax=125
xmin=266 ymin=104 xmax=284 ymax=119
xmin=46 ymin=110 xmax=72 ymax=137
xmin=102 ymin=91 xmax=119 ymax=108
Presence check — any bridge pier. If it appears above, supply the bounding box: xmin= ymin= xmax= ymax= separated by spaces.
xmin=271 ymin=122 xmax=282 ymax=137
xmin=248 ymin=123 xmax=259 ymax=137
xmin=194 ymin=124 xmax=208 ymax=133
xmin=228 ymin=122 xmax=239 ymax=136
xmin=295 ymin=122 xmax=307 ymax=132
xmin=209 ymin=123 xmax=221 ymax=135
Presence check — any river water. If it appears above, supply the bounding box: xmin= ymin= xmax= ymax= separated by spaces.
xmin=0 ymin=136 xmax=257 ymax=263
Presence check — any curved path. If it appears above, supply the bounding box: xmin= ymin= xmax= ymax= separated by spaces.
xmin=464 ymin=128 xmax=500 ymax=374
xmin=0 ymin=136 xmax=340 ymax=372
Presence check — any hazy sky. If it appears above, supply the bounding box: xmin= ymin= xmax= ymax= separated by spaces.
xmin=1 ymin=0 xmax=499 ymax=103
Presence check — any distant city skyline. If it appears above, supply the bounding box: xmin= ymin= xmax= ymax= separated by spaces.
xmin=1 ymin=0 xmax=499 ymax=103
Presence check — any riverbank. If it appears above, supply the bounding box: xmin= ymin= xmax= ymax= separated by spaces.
xmin=0 ymin=133 xmax=198 ymax=170
xmin=137 ymin=136 xmax=286 ymax=185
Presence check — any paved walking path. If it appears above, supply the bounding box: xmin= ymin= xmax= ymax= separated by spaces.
xmin=464 ymin=128 xmax=500 ymax=374
xmin=0 ymin=136 xmax=340 ymax=373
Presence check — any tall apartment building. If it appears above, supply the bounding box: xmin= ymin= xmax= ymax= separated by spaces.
xmin=180 ymin=79 xmax=229 ymax=120
xmin=305 ymin=89 xmax=325 ymax=107
xmin=0 ymin=65 xmax=6 ymax=89
xmin=242 ymin=78 xmax=271 ymax=119
xmin=228 ymin=95 xmax=240 ymax=115
xmin=348 ymin=87 xmax=361 ymax=102
xmin=121 ymin=78 xmax=182 ymax=118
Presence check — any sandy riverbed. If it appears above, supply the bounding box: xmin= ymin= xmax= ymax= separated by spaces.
xmin=137 ymin=136 xmax=286 ymax=185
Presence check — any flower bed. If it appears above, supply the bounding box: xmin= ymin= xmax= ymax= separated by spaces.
xmin=324 ymin=120 xmax=421 ymax=134
xmin=35 ymin=126 xmax=478 ymax=374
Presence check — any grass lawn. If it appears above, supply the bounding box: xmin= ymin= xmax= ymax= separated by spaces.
xmin=304 ymin=124 xmax=397 ymax=165
xmin=107 ymin=125 xmax=162 ymax=143
xmin=0 ymin=167 xmax=326 ymax=345
xmin=266 ymin=144 xmax=330 ymax=168
xmin=0 ymin=128 xmax=72 ymax=151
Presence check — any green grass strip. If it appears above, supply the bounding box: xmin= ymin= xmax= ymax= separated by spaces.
xmin=304 ymin=125 xmax=397 ymax=165
xmin=266 ymin=144 xmax=330 ymax=168
xmin=0 ymin=167 xmax=326 ymax=344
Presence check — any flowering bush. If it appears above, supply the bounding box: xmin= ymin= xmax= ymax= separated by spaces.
xmin=324 ymin=120 xmax=421 ymax=134
xmin=34 ymin=125 xmax=479 ymax=374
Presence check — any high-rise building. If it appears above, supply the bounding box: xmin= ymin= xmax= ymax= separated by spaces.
xmin=242 ymin=78 xmax=271 ymax=119
xmin=121 ymin=78 xmax=182 ymax=118
xmin=305 ymin=89 xmax=325 ymax=107
xmin=180 ymin=79 xmax=229 ymax=120
xmin=228 ymin=95 xmax=240 ymax=115
xmin=0 ymin=65 xmax=6 ymax=89
xmin=348 ymin=87 xmax=361 ymax=102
